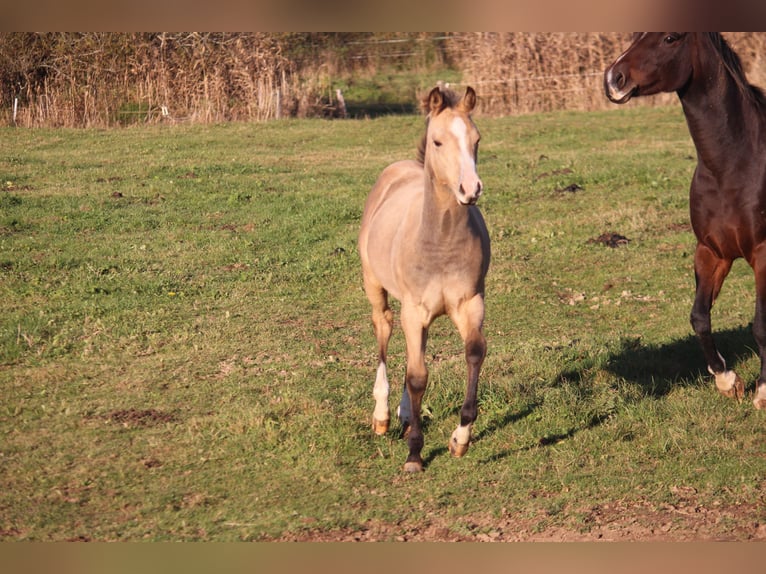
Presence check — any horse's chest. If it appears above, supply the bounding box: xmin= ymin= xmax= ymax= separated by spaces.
xmin=691 ymin=187 xmax=766 ymax=259
xmin=401 ymin=260 xmax=481 ymax=316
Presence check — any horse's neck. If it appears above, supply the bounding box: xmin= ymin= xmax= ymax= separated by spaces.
xmin=418 ymin=172 xmax=467 ymax=244
xmin=680 ymin=41 xmax=757 ymax=177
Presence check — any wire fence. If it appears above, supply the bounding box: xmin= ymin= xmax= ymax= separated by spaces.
xmin=1 ymin=33 xmax=765 ymax=127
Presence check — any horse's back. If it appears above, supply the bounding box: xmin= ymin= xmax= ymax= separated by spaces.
xmin=359 ymin=160 xmax=424 ymax=297
xmin=361 ymin=160 xmax=423 ymax=225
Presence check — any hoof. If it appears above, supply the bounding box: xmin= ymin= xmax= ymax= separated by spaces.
xmin=449 ymin=437 xmax=469 ymax=458
xmin=403 ymin=460 xmax=424 ymax=473
xmin=714 ymin=371 xmax=744 ymax=401
xmin=753 ymin=384 xmax=766 ymax=410
xmin=372 ymin=417 xmax=389 ymax=435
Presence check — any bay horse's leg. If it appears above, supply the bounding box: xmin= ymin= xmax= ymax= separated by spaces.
xmin=364 ymin=280 xmax=394 ymax=434
xmin=690 ymin=244 xmax=743 ymax=399
xmin=750 ymin=255 xmax=766 ymax=408
xmin=448 ymin=293 xmax=486 ymax=457
xmin=399 ymin=305 xmax=429 ymax=473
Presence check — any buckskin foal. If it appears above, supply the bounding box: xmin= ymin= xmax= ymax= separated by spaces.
xmin=358 ymin=85 xmax=491 ymax=472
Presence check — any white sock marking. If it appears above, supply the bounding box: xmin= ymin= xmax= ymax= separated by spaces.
xmin=453 ymin=424 xmax=471 ymax=446
xmin=373 ymin=362 xmax=389 ymax=422
xmin=754 ymin=383 xmax=766 ymax=408
xmin=713 ymin=370 xmax=737 ymax=393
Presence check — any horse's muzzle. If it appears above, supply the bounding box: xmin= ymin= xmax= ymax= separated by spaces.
xmin=604 ymin=66 xmax=637 ymax=104
xmin=459 ymin=181 xmax=483 ymax=205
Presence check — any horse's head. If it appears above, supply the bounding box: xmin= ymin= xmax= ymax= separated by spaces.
xmin=423 ymin=86 xmax=483 ymax=205
xmin=605 ymin=33 xmax=695 ymax=104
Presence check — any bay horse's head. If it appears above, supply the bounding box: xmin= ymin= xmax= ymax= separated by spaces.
xmin=420 ymin=85 xmax=483 ymax=205
xmin=605 ymin=33 xmax=695 ymax=104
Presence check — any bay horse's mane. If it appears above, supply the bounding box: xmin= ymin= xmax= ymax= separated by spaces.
xmin=416 ymin=85 xmax=463 ymax=165
xmin=705 ymin=32 xmax=766 ymax=109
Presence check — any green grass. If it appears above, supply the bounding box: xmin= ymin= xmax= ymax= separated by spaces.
xmin=333 ymin=69 xmax=464 ymax=117
xmin=1 ymin=106 xmax=765 ymax=541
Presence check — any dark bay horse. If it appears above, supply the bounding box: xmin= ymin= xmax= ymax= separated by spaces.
xmin=605 ymin=33 xmax=766 ymax=409
xmin=358 ymin=86 xmax=490 ymax=472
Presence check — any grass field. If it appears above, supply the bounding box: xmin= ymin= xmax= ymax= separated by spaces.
xmin=1 ymin=104 xmax=765 ymax=541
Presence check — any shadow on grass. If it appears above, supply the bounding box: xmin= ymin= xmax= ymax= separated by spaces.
xmin=603 ymin=325 xmax=755 ymax=398
xmin=479 ymin=410 xmax=612 ymax=464
xmin=474 ymin=326 xmax=756 ymax=465
xmin=421 ymin=400 xmax=541 ymax=469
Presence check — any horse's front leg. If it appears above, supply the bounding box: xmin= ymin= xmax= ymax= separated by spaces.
xmin=690 ymin=245 xmax=742 ymax=399
xmin=396 ymin=383 xmax=412 ymax=438
xmin=751 ymin=254 xmax=766 ymax=408
xmin=400 ymin=307 xmax=429 ymax=473
xmin=449 ymin=293 xmax=486 ymax=457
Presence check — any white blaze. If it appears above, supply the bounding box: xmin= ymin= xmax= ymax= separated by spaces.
xmin=449 ymin=116 xmax=480 ymax=202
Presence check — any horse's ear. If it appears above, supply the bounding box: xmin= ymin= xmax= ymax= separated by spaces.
xmin=428 ymin=86 xmax=445 ymax=114
xmin=460 ymin=87 xmax=477 ymax=113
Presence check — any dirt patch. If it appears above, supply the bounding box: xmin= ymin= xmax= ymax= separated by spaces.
xmin=555 ymin=183 xmax=583 ymax=193
xmin=104 ymin=408 xmax=176 ymax=428
xmin=535 ymin=167 xmax=573 ymax=181
xmin=588 ymin=232 xmax=630 ymax=248
xmin=265 ymin=498 xmax=766 ymax=542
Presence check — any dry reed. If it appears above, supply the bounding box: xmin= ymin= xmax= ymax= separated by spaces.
xmin=1 ymin=33 xmax=765 ymax=127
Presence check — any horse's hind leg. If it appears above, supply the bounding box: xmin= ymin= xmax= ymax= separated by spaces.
xmin=690 ymin=245 xmax=743 ymax=399
xmin=364 ymin=279 xmax=394 ymax=434
xmin=750 ymin=254 xmax=766 ymax=408
xmin=449 ymin=293 xmax=487 ymax=457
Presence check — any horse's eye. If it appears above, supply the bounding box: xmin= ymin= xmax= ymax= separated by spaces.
xmin=433 ymin=140 xmax=443 ymax=148
xmin=664 ymin=34 xmax=679 ymax=45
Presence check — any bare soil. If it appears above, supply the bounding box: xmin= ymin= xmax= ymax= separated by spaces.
xmin=269 ymin=498 xmax=766 ymax=541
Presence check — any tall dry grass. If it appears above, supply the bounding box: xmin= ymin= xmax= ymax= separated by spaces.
xmin=1 ymin=33 xmax=765 ymax=127
xmin=0 ymin=33 xmax=297 ymax=127
xmin=452 ymin=32 xmax=766 ymax=116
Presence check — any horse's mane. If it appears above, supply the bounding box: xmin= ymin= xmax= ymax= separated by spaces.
xmin=705 ymin=32 xmax=766 ymax=109
xmin=416 ymin=85 xmax=463 ymax=165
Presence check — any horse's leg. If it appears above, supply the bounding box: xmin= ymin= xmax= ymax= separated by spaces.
xmin=364 ymin=279 xmax=394 ymax=434
xmin=399 ymin=305 xmax=428 ymax=472
xmin=750 ymin=253 xmax=766 ymax=408
xmin=396 ymin=380 xmax=412 ymax=437
xmin=448 ymin=293 xmax=486 ymax=457
xmin=690 ymin=244 xmax=743 ymax=399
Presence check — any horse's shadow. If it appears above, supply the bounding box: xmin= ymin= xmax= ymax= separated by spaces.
xmin=467 ymin=325 xmax=756 ymax=465
xmin=420 ymin=400 xmax=541 ymax=469
xmin=603 ymin=325 xmax=755 ymax=398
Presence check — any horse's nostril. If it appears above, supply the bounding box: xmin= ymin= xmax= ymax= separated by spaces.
xmin=460 ymin=182 xmax=482 ymax=198
xmin=614 ymin=71 xmax=626 ymax=90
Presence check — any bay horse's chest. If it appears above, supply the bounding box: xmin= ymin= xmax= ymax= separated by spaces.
xmin=689 ymin=168 xmax=766 ymax=261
